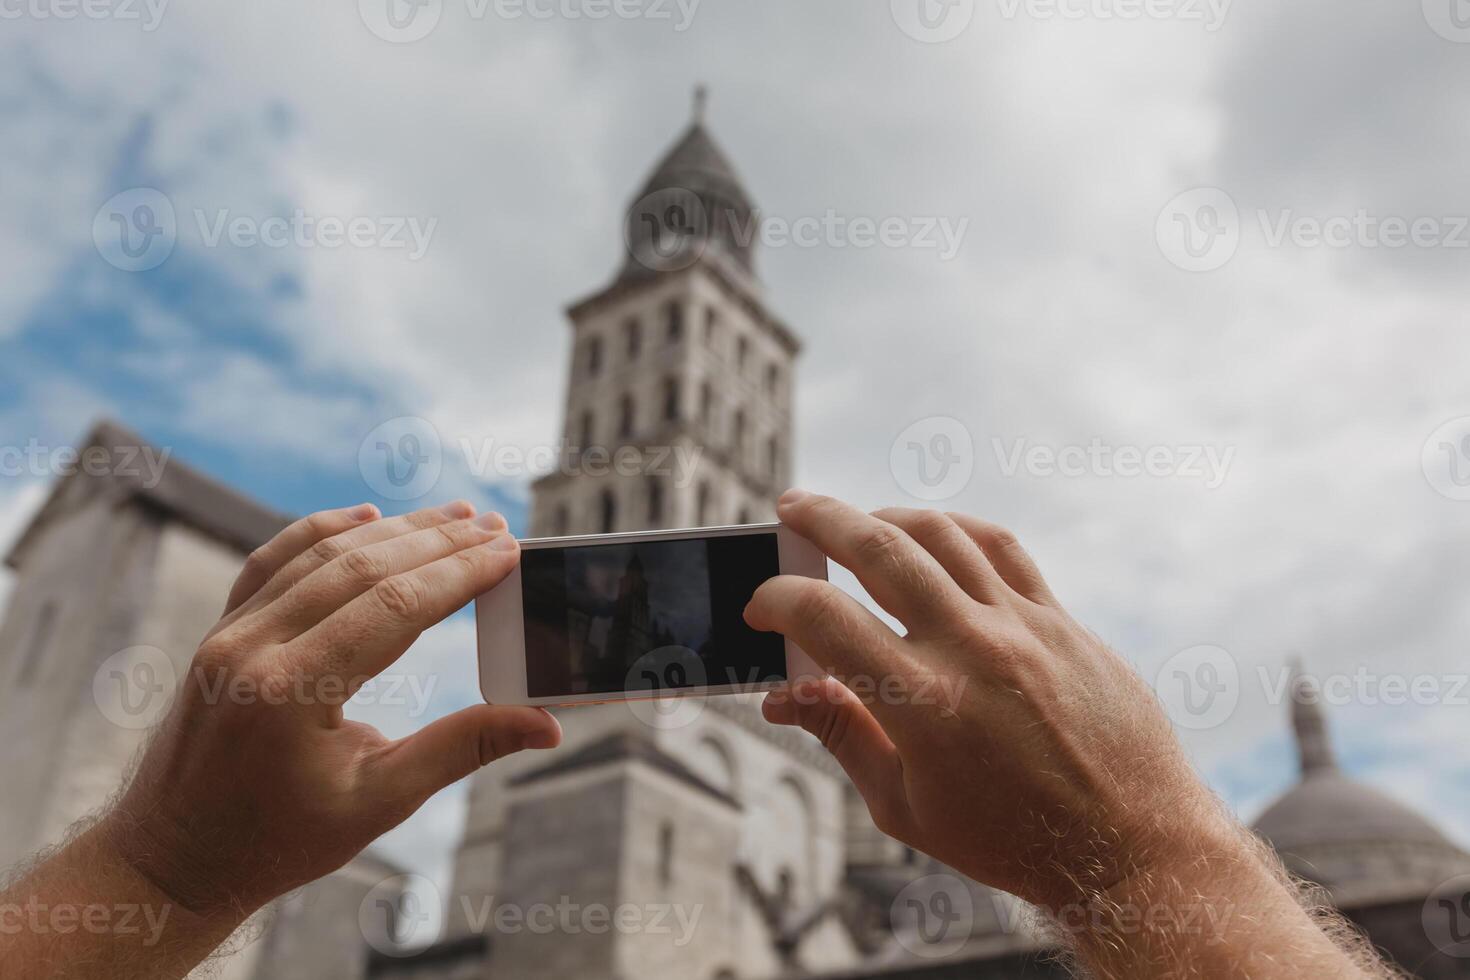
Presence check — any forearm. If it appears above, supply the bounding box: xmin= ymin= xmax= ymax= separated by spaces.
xmin=1053 ymin=821 xmax=1401 ymax=979
xmin=0 ymin=819 xmax=247 ymax=980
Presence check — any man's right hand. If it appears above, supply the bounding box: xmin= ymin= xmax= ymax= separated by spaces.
xmin=747 ymin=490 xmax=1391 ymax=978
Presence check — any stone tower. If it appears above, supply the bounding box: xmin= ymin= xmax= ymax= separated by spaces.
xmin=528 ymin=90 xmax=800 ymax=538
xmin=442 ymin=97 xmax=867 ymax=979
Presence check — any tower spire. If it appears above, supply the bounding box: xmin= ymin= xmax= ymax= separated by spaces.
xmin=1289 ymin=660 xmax=1337 ymax=777
xmin=692 ymin=84 xmax=708 ymax=124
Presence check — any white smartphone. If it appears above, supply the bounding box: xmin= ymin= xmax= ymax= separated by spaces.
xmin=476 ymin=523 xmax=827 ymax=707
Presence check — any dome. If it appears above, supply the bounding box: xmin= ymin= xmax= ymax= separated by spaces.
xmin=1250 ymin=668 xmax=1470 ymax=906
xmin=621 ymin=88 xmax=759 ymax=282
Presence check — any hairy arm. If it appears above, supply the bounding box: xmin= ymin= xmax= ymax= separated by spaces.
xmin=751 ymin=491 xmax=1401 ymax=980
xmin=0 ymin=502 xmax=561 ymax=979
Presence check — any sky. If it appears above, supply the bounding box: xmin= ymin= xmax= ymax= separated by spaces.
xmin=3 ymin=0 xmax=1470 ymax=921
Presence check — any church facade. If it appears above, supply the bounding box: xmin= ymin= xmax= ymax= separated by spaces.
xmin=0 ymin=101 xmax=1467 ymax=979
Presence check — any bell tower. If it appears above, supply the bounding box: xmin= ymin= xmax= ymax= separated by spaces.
xmin=529 ymin=89 xmax=800 ymax=537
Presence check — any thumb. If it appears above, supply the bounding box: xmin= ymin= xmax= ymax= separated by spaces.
xmin=763 ymin=677 xmax=915 ymax=841
xmin=372 ymin=705 xmax=563 ymax=806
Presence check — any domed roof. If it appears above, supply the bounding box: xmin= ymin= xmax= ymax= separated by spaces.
xmin=620 ymin=87 xmax=760 ymax=283
xmin=1250 ymin=667 xmax=1469 ymax=906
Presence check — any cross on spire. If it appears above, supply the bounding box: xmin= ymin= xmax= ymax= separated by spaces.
xmin=692 ymin=84 xmax=708 ymax=124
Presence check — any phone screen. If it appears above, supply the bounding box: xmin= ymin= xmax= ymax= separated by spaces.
xmin=520 ymin=530 xmax=787 ymax=699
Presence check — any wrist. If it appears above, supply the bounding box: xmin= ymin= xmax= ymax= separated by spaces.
xmin=97 ymin=807 xmax=259 ymax=928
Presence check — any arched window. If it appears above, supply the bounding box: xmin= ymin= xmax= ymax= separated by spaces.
xmin=647 ymin=479 xmax=664 ymax=526
xmin=733 ymin=409 xmax=747 ymax=454
xmin=765 ymin=363 xmax=780 ymax=396
xmin=699 ymin=381 xmax=714 ymax=427
xmin=600 ymin=490 xmax=617 ymax=534
xmin=736 ymin=507 xmax=751 ymax=525
xmin=697 ymin=482 xmax=712 ymax=527
xmin=625 ymin=318 xmax=641 ymax=360
xmin=553 ymin=504 xmax=570 ymax=537
xmin=663 ymin=377 xmax=681 ymax=422
xmin=736 ymin=335 xmax=750 ymax=372
xmin=579 ymin=410 xmax=594 ymax=450
xmin=665 ymin=301 xmax=684 ymax=343
xmin=658 ymin=821 xmax=675 ymax=885
xmin=618 ymin=394 xmax=635 ymax=439
xmin=767 ymin=435 xmax=779 ymax=479
xmin=705 ymin=308 xmax=719 ymax=346
xmin=17 ymin=600 xmax=58 ymax=687
xmin=586 ymin=335 xmax=603 ymax=377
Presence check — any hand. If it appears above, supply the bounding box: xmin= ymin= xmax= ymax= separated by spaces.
xmin=102 ymin=501 xmax=562 ymax=919
xmin=746 ymin=491 xmax=1233 ymax=910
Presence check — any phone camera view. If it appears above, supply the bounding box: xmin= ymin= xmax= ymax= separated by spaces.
xmin=521 ymin=533 xmax=786 ymax=699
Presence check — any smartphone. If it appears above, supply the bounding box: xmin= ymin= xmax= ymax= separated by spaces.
xmin=476 ymin=523 xmax=827 ymax=707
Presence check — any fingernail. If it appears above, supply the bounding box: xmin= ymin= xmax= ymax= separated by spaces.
xmin=475 ymin=511 xmax=506 ymax=530
xmin=778 ymin=488 xmax=809 ymax=507
xmin=441 ymin=500 xmax=474 ymax=519
xmin=348 ymin=503 xmax=378 ymax=521
xmin=765 ymin=687 xmax=789 ymax=705
xmin=489 ymin=534 xmax=519 ymax=552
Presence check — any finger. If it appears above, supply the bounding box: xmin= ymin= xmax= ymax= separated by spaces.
xmin=225 ymin=504 xmax=380 ymax=615
xmin=745 ymin=575 xmax=909 ymax=726
xmin=763 ymin=678 xmax=915 ymax=839
xmin=239 ymin=512 xmax=511 ymax=643
xmin=945 ymin=513 xmax=1058 ymax=606
xmin=872 ymin=507 xmax=1007 ymax=605
xmin=776 ymin=490 xmax=970 ymax=629
xmin=228 ymin=501 xmax=486 ymax=626
xmin=367 ymin=705 xmax=561 ymax=807
xmin=292 ymin=534 xmax=522 ymax=685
